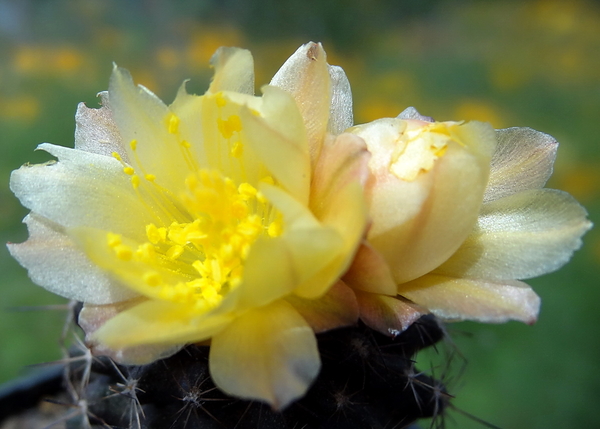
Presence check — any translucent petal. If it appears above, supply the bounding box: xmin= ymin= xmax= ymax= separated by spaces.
xmin=436 ymin=188 xmax=592 ymax=280
xmin=92 ymin=299 xmax=234 ymax=349
xmin=78 ymin=299 xmax=183 ymax=364
xmin=7 ymin=213 xmax=136 ymax=305
xmin=327 ymin=65 xmax=353 ymax=134
xmin=484 ymin=127 xmax=558 ymax=202
xmin=75 ymin=91 xmax=127 ymax=159
xmin=286 ymin=280 xmax=359 ymax=333
xmin=355 ymin=291 xmax=425 ymax=337
xmin=397 ymin=106 xmax=434 ymax=122
xmin=208 ymin=47 xmax=255 ymax=95
xmin=399 ymin=274 xmax=541 ymax=324
xmin=270 ymin=42 xmax=331 ymax=165
xmin=10 ymin=144 xmax=157 ymax=240
xmin=209 ymin=300 xmax=319 ymax=410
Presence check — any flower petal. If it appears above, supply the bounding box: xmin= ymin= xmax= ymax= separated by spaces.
xmin=484 ymin=127 xmax=558 ymax=203
xmin=207 ymin=47 xmax=255 ymax=95
xmin=286 ymin=280 xmax=359 ymax=333
xmin=78 ymin=299 xmax=183 ymax=364
xmin=270 ymin=42 xmax=331 ymax=165
xmin=240 ymin=85 xmax=310 ymax=203
xmin=7 ymin=214 xmax=136 ymax=305
xmin=109 ymin=65 xmax=189 ymax=194
xmin=436 ymin=188 xmax=592 ymax=280
xmin=399 ymin=274 xmax=541 ymax=324
xmin=343 ymin=241 xmax=397 ymax=295
xmin=327 ymin=65 xmax=353 ymax=134
xmin=209 ymin=300 xmax=319 ymax=410
xmin=92 ymin=299 xmax=234 ymax=351
xmin=74 ymin=91 xmax=127 ymax=159
xmin=10 ymin=144 xmax=157 ymax=240
xmin=397 ymin=106 xmax=434 ymax=122
xmin=355 ymin=291 xmax=426 ymax=337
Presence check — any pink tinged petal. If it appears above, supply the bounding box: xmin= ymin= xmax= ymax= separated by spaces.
xmin=286 ymin=280 xmax=359 ymax=333
xmin=327 ymin=65 xmax=353 ymax=134
xmin=74 ymin=91 xmax=127 ymax=159
xmin=78 ymin=299 xmax=182 ymax=365
xmin=10 ymin=144 xmax=157 ymax=241
xmin=399 ymin=274 xmax=541 ymax=324
xmin=355 ymin=291 xmax=426 ymax=337
xmin=436 ymin=188 xmax=593 ymax=280
xmin=7 ymin=214 xmax=137 ymax=305
xmin=270 ymin=42 xmax=331 ymax=165
xmin=343 ymin=241 xmax=397 ymax=295
xmin=207 ymin=47 xmax=255 ymax=95
xmin=92 ymin=299 xmax=234 ymax=351
xmin=484 ymin=127 xmax=558 ymax=203
xmin=358 ymin=120 xmax=495 ymax=284
xmin=241 ymin=86 xmax=311 ymax=203
xmin=109 ymin=66 xmax=189 ymax=194
xmin=209 ymin=300 xmax=320 ymax=410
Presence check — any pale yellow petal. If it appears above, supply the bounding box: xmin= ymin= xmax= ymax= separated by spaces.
xmin=286 ymin=280 xmax=359 ymax=333
xmin=78 ymin=299 xmax=182 ymax=365
xmin=355 ymin=291 xmax=426 ymax=337
xmin=484 ymin=127 xmax=558 ymax=203
xmin=240 ymin=86 xmax=310 ymax=203
xmin=436 ymin=188 xmax=592 ymax=280
xmin=270 ymin=42 xmax=331 ymax=165
xmin=10 ymin=144 xmax=158 ymax=240
xmin=93 ymin=299 xmax=234 ymax=349
xmin=207 ymin=47 xmax=254 ymax=95
xmin=209 ymin=300 xmax=319 ymax=410
xmin=399 ymin=274 xmax=540 ymax=324
xmin=343 ymin=242 xmax=397 ymax=295
xmin=74 ymin=91 xmax=126 ymax=158
xmin=7 ymin=214 xmax=136 ymax=305
xmin=109 ymin=65 xmax=189 ymax=194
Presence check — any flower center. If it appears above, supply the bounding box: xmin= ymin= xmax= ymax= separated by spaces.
xmin=105 ymin=94 xmax=283 ymax=311
xmin=390 ymin=122 xmax=464 ymax=181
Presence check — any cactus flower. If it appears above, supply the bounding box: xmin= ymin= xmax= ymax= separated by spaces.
xmin=345 ymin=109 xmax=592 ymax=334
xmin=8 ymin=46 xmax=370 ymax=409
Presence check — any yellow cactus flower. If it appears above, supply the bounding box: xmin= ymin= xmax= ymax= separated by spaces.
xmin=344 ymin=108 xmax=592 ymax=334
xmin=8 ymin=45 xmax=370 ymax=409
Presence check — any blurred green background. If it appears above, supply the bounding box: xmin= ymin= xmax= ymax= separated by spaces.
xmin=1 ymin=0 xmax=599 ymax=427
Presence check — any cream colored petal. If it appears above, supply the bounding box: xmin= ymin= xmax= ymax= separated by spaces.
xmin=399 ymin=274 xmax=540 ymax=324
xmin=286 ymin=280 xmax=359 ymax=333
xmin=209 ymin=300 xmax=320 ymax=410
xmin=207 ymin=47 xmax=255 ymax=95
xmin=355 ymin=291 xmax=426 ymax=337
xmin=78 ymin=299 xmax=182 ymax=364
xmin=8 ymin=214 xmax=137 ymax=305
xmin=109 ymin=66 xmax=189 ymax=194
xmin=436 ymin=188 xmax=592 ymax=280
xmin=327 ymin=65 xmax=353 ymax=134
xmin=74 ymin=91 xmax=127 ymax=159
xmin=240 ymin=86 xmax=310 ymax=203
xmin=484 ymin=127 xmax=558 ymax=203
xmin=270 ymin=42 xmax=331 ymax=165
xmin=359 ymin=120 xmax=495 ymax=283
xmin=343 ymin=242 xmax=397 ymax=295
xmin=92 ymin=299 xmax=234 ymax=350
xmin=10 ymin=144 xmax=157 ymax=240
